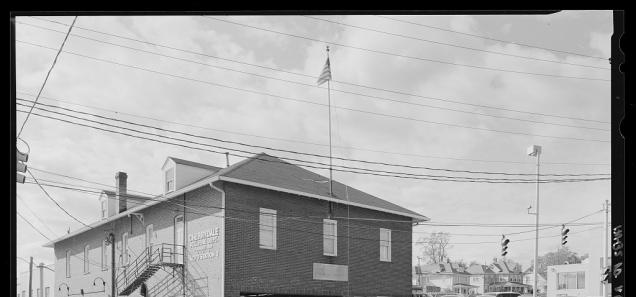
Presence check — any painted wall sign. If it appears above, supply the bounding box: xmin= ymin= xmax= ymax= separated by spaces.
xmin=188 ymin=227 xmax=220 ymax=261
xmin=313 ymin=263 xmax=348 ymax=281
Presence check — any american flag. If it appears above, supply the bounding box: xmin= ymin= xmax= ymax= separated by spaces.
xmin=316 ymin=57 xmax=331 ymax=86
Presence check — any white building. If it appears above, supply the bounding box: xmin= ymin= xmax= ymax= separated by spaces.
xmin=16 ymin=263 xmax=55 ymax=297
xmin=546 ymin=257 xmax=605 ymax=297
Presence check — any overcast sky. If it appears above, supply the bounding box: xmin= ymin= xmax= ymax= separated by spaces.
xmin=15 ymin=11 xmax=613 ymax=274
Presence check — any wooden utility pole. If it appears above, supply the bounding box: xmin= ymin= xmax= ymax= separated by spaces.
xmin=28 ymin=257 xmax=33 ymax=297
xmin=37 ymin=263 xmax=44 ymax=297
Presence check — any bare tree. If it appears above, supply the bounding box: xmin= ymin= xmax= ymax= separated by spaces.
xmin=418 ymin=232 xmax=451 ymax=264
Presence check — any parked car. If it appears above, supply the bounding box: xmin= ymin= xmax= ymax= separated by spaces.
xmin=478 ymin=292 xmax=521 ymax=297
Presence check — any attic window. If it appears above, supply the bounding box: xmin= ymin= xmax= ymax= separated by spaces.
xmin=165 ymin=167 xmax=175 ymax=193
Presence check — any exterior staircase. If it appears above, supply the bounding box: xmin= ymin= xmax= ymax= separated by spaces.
xmin=116 ymin=243 xmax=185 ymax=296
xmin=148 ymin=266 xmax=209 ymax=297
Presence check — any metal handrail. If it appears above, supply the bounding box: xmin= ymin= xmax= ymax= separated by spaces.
xmin=116 ymin=243 xmax=185 ymax=292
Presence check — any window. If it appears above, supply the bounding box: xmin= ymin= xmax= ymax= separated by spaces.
xmin=122 ymin=232 xmax=129 ymax=266
xmin=557 ymin=271 xmax=585 ymax=290
xmin=101 ymin=240 xmax=108 ymax=271
xmin=165 ymin=168 xmax=175 ymax=192
xmin=577 ymin=271 xmax=585 ymax=289
xmin=380 ymin=228 xmax=391 ymax=262
xmin=83 ymin=245 xmax=90 ymax=274
xmin=146 ymin=224 xmax=154 ymax=249
xmin=323 ymin=219 xmax=337 ymax=256
xmin=45 ymin=287 xmax=50 ymax=297
xmin=65 ymin=250 xmax=71 ymax=277
xmin=100 ymin=200 xmax=107 ymax=218
xmin=259 ymin=208 xmax=276 ymax=249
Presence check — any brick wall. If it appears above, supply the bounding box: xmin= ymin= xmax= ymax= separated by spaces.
xmin=223 ymin=182 xmax=413 ymax=297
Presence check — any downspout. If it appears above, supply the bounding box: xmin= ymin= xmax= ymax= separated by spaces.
xmin=109 ymin=232 xmax=116 ymax=297
xmin=208 ymin=178 xmax=225 ymax=297
xmin=183 ymin=192 xmax=187 ymax=297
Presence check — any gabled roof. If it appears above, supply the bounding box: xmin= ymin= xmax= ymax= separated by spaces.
xmin=419 ymin=263 xmax=469 ymax=275
xmin=522 ymin=268 xmax=547 ymax=279
xmin=467 ymin=264 xmax=496 ymax=274
xmin=44 ymin=153 xmax=428 ymax=247
xmin=166 ymin=156 xmax=222 ymax=172
xmin=219 ymin=153 xmax=427 ymax=220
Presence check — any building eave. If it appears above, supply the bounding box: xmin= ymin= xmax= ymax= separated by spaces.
xmin=43 ymin=174 xmax=222 ymax=248
xmin=218 ymin=176 xmax=429 ymax=222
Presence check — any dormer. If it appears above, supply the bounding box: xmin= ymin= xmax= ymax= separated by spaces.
xmin=161 ymin=157 xmax=222 ymax=194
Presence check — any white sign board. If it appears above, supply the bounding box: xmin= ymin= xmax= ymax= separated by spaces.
xmin=313 ymin=263 xmax=348 ymax=281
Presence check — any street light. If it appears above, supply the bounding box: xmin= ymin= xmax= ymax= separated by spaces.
xmin=527 ymin=145 xmax=541 ymax=297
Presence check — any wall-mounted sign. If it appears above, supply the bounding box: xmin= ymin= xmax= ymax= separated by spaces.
xmin=188 ymin=227 xmax=220 ymax=261
xmin=313 ymin=263 xmax=348 ymax=281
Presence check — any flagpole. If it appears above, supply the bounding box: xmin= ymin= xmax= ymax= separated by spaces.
xmin=326 ymin=46 xmax=333 ymax=197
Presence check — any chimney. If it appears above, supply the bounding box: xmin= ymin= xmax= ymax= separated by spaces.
xmin=116 ymin=172 xmax=128 ymax=213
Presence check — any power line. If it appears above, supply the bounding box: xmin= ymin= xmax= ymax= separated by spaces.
xmin=15 ymin=41 xmax=611 ymax=144
xmin=20 ymin=178 xmax=603 ymax=245
xmin=24 ymin=16 xmax=610 ymax=124
xmin=375 ymin=15 xmax=609 ymax=61
xmin=16 ymin=107 xmax=611 ymax=184
xmin=16 ymin=98 xmax=611 ymax=178
xmin=17 ymin=211 xmax=52 ymax=240
xmin=26 ymin=168 xmax=91 ymax=228
xmin=15 ymin=22 xmax=609 ymax=132
xmin=22 ymin=176 xmax=603 ymax=236
xmin=17 ymin=16 xmax=77 ymax=139
xmin=304 ymin=16 xmax=610 ymax=70
xmin=15 ymin=104 xmax=612 ymax=184
xmin=16 ymin=92 xmax=611 ymax=166
xmin=202 ymin=16 xmax=610 ymax=82
xmin=16 ymin=195 xmax=59 ymax=237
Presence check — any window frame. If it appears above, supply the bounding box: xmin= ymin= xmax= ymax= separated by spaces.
xmin=380 ymin=228 xmax=392 ymax=262
xmin=259 ymin=208 xmax=277 ymax=250
xmin=100 ymin=199 xmax=107 ymax=219
xmin=101 ymin=240 xmax=108 ymax=271
xmin=45 ymin=287 xmax=50 ymax=297
xmin=122 ymin=232 xmax=129 ymax=266
xmin=146 ymin=224 xmax=154 ymax=249
xmin=65 ymin=250 xmax=71 ymax=278
xmin=83 ymin=244 xmax=90 ymax=274
xmin=165 ymin=167 xmax=175 ymax=193
xmin=323 ymin=219 xmax=338 ymax=256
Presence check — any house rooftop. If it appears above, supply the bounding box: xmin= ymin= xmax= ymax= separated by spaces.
xmin=44 ymin=153 xmax=428 ymax=247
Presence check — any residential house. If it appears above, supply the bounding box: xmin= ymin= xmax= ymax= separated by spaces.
xmin=523 ymin=267 xmax=547 ymax=295
xmin=466 ymin=264 xmax=497 ymax=294
xmin=44 ymin=153 xmax=428 ymax=297
xmin=488 ymin=259 xmax=529 ymax=293
xmin=417 ymin=262 xmax=476 ymax=295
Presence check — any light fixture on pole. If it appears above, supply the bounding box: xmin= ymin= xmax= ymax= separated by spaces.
xmin=527 ymin=144 xmax=542 ymax=297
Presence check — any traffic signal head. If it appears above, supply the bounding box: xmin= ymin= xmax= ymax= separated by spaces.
xmin=601 ymin=267 xmax=611 ymax=283
xmin=16 ymin=148 xmax=28 ymax=184
xmin=561 ymin=225 xmax=570 ymax=246
xmin=501 ymin=235 xmax=510 ymax=256
xmin=17 ymin=149 xmax=28 ymax=162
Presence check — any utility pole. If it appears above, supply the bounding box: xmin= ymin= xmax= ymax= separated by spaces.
xmin=603 ymin=199 xmax=610 ymax=297
xmin=28 ymin=257 xmax=33 ymax=297
xmin=37 ymin=263 xmax=44 ymax=297
xmin=526 ymin=145 xmax=541 ymax=297
xmin=108 ymin=233 xmax=116 ymax=297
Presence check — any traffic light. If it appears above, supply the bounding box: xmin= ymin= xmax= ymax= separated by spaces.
xmin=601 ymin=266 xmax=611 ymax=283
xmin=561 ymin=225 xmax=570 ymax=246
xmin=16 ymin=148 xmax=28 ymax=184
xmin=501 ymin=235 xmax=510 ymax=257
